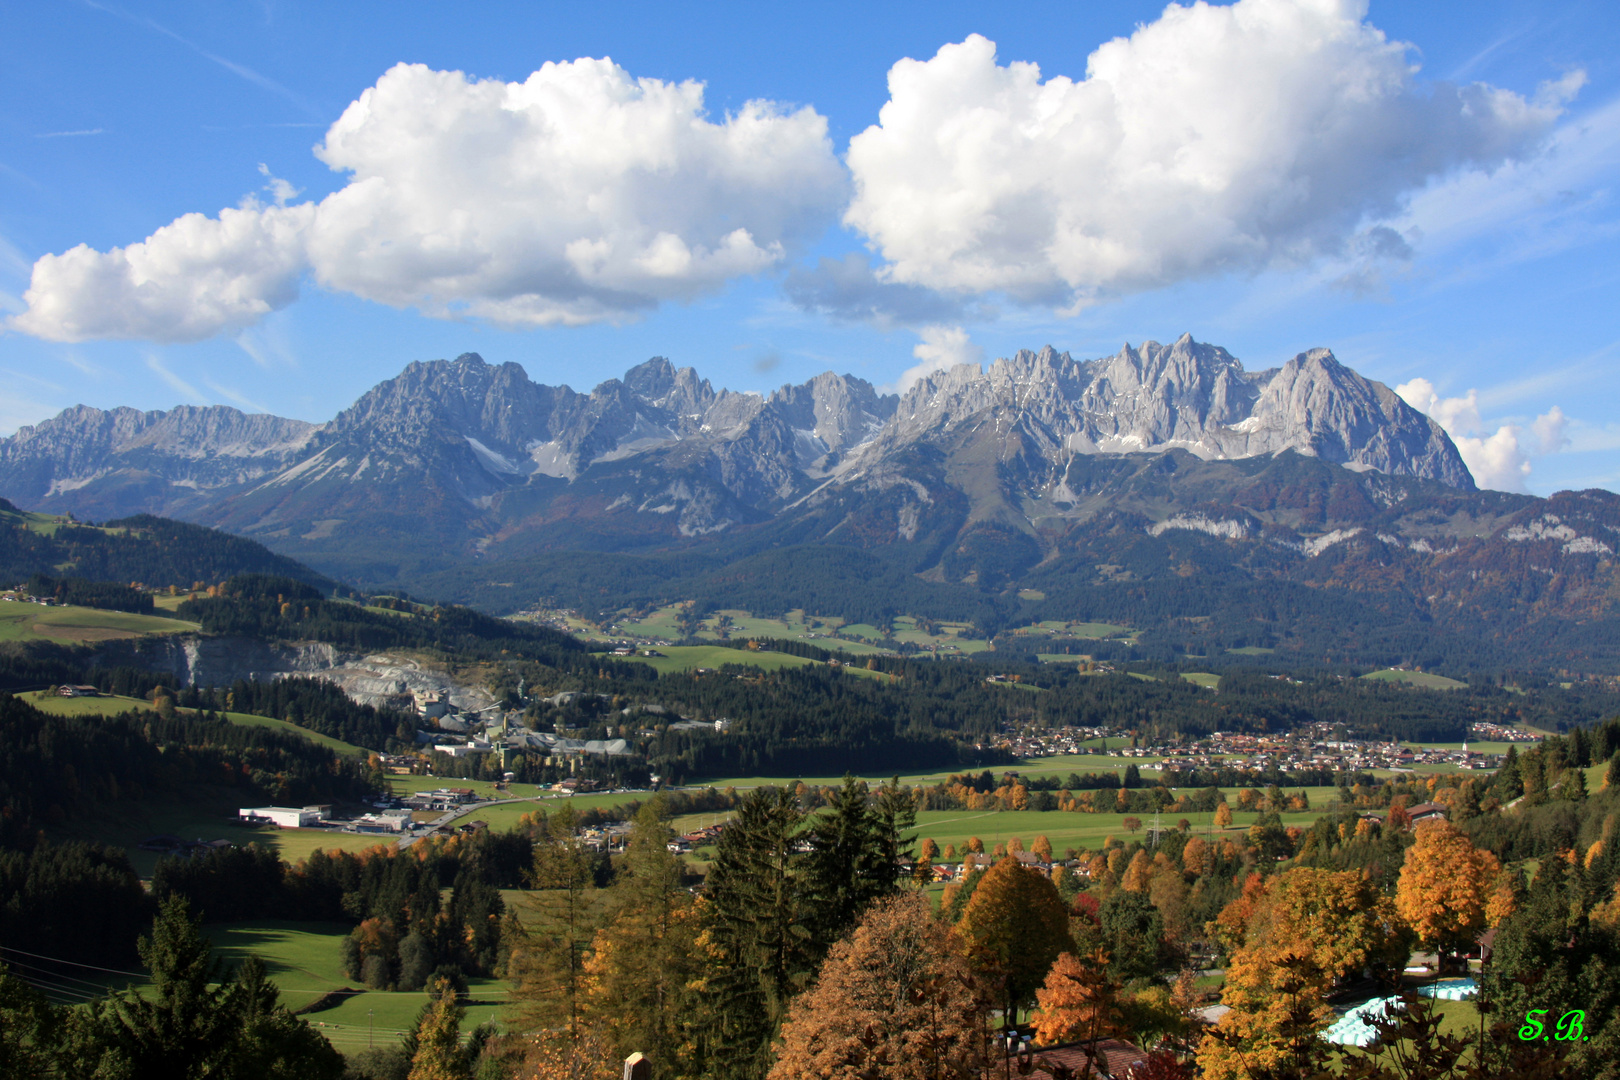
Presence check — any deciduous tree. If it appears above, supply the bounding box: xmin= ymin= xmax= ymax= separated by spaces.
xmin=955 ymin=857 xmax=1074 ymax=1025
xmin=1395 ymin=819 xmax=1501 ymax=961
xmin=1030 ymin=949 xmax=1122 ymax=1050
xmin=407 ymin=978 xmax=469 ymax=1080
xmin=770 ymin=894 xmax=986 ymax=1080
xmin=1197 ymin=868 xmax=1404 ymax=1080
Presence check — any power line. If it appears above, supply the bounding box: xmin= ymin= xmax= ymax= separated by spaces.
xmin=0 ymin=943 xmax=148 ymax=979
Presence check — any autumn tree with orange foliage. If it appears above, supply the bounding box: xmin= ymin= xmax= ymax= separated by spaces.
xmin=1031 ymin=949 xmax=1123 ymax=1076
xmin=1395 ymin=819 xmax=1501 ymax=963
xmin=1214 ymin=802 xmax=1233 ymax=829
xmin=769 ymin=894 xmax=986 ymax=1080
xmin=954 ymin=856 xmax=1074 ymax=1026
xmin=1197 ymin=868 xmax=1406 ymax=1080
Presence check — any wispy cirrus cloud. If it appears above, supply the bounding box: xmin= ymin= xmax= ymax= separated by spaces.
xmin=143 ymin=353 xmax=205 ymax=404
xmin=35 ymin=128 xmax=106 ymax=139
xmin=80 ymin=0 xmax=318 ymax=116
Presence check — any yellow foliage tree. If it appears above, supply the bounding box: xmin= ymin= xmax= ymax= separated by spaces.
xmin=1197 ymin=868 xmax=1405 ymax=1080
xmin=1485 ymin=868 xmax=1521 ymax=928
xmin=1181 ymin=836 xmax=1210 ymax=878
xmin=1122 ymin=850 xmax=1152 ymax=893
xmin=407 ymin=978 xmax=467 ymax=1080
xmin=1395 ymin=819 xmax=1501 ymax=959
xmin=968 ymin=836 xmax=984 ymax=854
xmin=1033 ymin=835 xmax=1054 ymax=863
xmin=1214 ymin=802 xmax=1233 ymax=829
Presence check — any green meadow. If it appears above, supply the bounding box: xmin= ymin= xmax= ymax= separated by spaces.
xmin=202 ymin=921 xmax=508 ymax=1051
xmin=1361 ymin=669 xmax=1469 ymax=690
xmin=0 ymin=601 xmax=196 ymax=644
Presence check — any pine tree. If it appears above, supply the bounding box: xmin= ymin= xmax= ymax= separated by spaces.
xmin=700 ymin=786 xmax=812 ymax=1080
xmin=219 ymin=954 xmax=344 ymax=1080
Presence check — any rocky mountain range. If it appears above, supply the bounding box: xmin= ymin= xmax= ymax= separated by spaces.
xmin=4 ymin=333 xmax=1619 ymax=672
xmin=1 ymin=334 xmax=1469 ymax=558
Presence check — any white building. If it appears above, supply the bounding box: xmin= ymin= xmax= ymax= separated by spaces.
xmin=238 ymin=806 xmax=324 ymax=828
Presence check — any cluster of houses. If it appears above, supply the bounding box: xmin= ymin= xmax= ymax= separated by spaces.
xmin=1 ymin=589 xmax=56 ymax=606
xmin=991 ymin=721 xmax=1531 ymax=779
xmin=665 ymin=822 xmax=726 ymax=854
xmin=994 ymin=726 xmax=1121 ymax=758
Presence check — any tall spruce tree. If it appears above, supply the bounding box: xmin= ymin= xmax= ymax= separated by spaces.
xmin=701 ymin=786 xmax=811 ymax=1080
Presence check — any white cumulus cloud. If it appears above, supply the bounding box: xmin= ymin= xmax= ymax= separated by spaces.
xmin=895 ymin=325 xmax=983 ymax=391
xmin=1396 ymin=377 xmax=1568 ymax=492
xmin=11 ymin=58 xmax=844 ymax=342
xmin=844 ymin=0 xmax=1571 ymax=306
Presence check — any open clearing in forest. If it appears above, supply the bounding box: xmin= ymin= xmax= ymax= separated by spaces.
xmin=1361 ymin=669 xmax=1468 ymax=690
xmin=201 ymin=921 xmax=508 ymax=1050
xmin=0 ymin=601 xmax=196 ymax=643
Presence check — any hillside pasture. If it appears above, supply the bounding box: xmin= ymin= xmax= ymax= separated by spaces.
xmin=1361 ymin=669 xmax=1468 ymax=690
xmin=204 ymin=921 xmax=506 ymax=1050
xmin=624 ymin=644 xmax=822 ymax=677
xmin=0 ymin=601 xmax=196 ymax=643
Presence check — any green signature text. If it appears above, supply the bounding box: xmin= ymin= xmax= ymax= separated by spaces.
xmin=1517 ymin=1009 xmax=1586 ymax=1042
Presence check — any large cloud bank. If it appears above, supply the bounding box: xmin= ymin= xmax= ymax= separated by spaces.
xmin=844 ymin=0 xmax=1568 ymax=306
xmin=12 ymin=59 xmax=843 ymax=341
xmin=1397 ymin=378 xmax=1568 ymax=493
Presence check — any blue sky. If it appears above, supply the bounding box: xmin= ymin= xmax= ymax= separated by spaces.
xmin=2 ymin=0 xmax=1617 ymax=494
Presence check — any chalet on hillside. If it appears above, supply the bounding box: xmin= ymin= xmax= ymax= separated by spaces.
xmin=56 ymin=684 xmax=102 ymax=697
xmin=1407 ymin=802 xmax=1449 ymax=825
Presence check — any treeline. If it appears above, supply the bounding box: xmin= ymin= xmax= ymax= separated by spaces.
xmin=0 ymin=840 xmax=151 ymax=968
xmin=0 ymin=694 xmax=380 ymax=848
xmin=0 ymin=500 xmax=333 ymax=591
xmin=178 ymin=677 xmax=415 ymax=752
xmin=24 ymin=572 xmax=153 ymax=614
xmin=177 ymin=574 xmax=592 ymax=666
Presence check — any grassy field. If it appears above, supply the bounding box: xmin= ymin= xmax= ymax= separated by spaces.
xmin=1361 ymin=669 xmax=1468 ymax=690
xmin=907 ymin=805 xmax=1325 ymax=857
xmin=1182 ymin=672 xmax=1221 ymax=688
xmin=0 ymin=601 xmax=197 ymax=644
xmin=623 ymin=644 xmax=823 ymax=677
xmin=203 ymin=921 xmax=508 ymax=1052
xmin=692 ymin=752 xmax=1160 ymax=790
xmin=1006 ymin=620 xmax=1135 ymax=640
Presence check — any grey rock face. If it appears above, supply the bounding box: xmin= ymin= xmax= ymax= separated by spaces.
xmin=0 ymin=336 xmax=1476 ymax=569
xmin=872 ymin=334 xmax=1471 ymax=489
xmin=0 ymin=403 xmax=315 ymax=518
